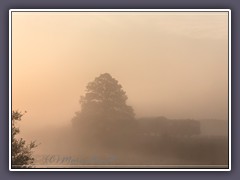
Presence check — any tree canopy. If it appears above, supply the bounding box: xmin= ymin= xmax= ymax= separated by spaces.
xmin=72 ymin=73 xmax=135 ymax=147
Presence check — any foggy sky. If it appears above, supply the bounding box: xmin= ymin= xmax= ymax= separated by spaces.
xmin=12 ymin=12 xmax=229 ymax=130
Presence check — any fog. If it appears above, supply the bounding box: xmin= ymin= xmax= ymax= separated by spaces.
xmin=12 ymin=12 xmax=229 ymax=168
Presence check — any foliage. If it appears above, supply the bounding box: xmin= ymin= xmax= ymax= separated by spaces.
xmin=137 ymin=117 xmax=201 ymax=137
xmin=12 ymin=111 xmax=37 ymax=168
xmin=72 ymin=73 xmax=136 ymax=147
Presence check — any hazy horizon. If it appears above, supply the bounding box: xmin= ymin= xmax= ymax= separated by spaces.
xmin=12 ymin=12 xmax=228 ymax=131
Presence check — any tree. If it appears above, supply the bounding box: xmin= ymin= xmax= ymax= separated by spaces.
xmin=12 ymin=111 xmax=37 ymax=168
xmin=72 ymin=73 xmax=136 ymax=147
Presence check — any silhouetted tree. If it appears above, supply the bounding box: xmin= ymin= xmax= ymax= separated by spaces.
xmin=72 ymin=73 xmax=135 ymax=147
xmin=12 ymin=111 xmax=37 ymax=168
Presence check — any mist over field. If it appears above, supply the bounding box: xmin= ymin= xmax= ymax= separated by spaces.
xmin=17 ymin=118 xmax=228 ymax=168
xmin=12 ymin=11 xmax=229 ymax=168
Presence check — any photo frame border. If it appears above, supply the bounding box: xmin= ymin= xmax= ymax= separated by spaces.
xmin=9 ymin=9 xmax=231 ymax=172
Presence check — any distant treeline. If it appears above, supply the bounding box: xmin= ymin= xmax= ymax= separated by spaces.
xmin=136 ymin=117 xmax=228 ymax=138
xmin=136 ymin=116 xmax=201 ymax=137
